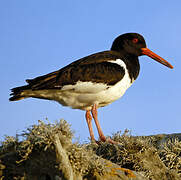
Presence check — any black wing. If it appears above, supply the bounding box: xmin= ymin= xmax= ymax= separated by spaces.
xmin=26 ymin=51 xmax=125 ymax=90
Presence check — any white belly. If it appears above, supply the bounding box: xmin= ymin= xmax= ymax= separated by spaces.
xmin=58 ymin=82 xmax=132 ymax=110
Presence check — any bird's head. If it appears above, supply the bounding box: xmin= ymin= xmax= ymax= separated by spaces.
xmin=111 ymin=33 xmax=173 ymax=69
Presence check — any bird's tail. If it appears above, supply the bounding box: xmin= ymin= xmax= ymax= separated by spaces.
xmin=9 ymin=70 xmax=60 ymax=101
xmin=9 ymin=85 xmax=31 ymax=101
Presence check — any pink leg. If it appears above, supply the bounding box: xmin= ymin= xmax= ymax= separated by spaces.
xmin=91 ymin=104 xmax=106 ymax=142
xmin=85 ymin=110 xmax=95 ymax=141
xmin=91 ymin=104 xmax=117 ymax=144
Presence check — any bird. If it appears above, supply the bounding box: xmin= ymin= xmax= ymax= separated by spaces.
xmin=9 ymin=33 xmax=173 ymax=144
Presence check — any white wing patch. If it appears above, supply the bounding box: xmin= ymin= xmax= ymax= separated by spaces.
xmin=61 ymin=81 xmax=108 ymax=93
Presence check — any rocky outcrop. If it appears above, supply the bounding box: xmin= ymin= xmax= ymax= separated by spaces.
xmin=0 ymin=120 xmax=180 ymax=180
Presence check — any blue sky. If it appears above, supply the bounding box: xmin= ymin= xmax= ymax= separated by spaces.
xmin=0 ymin=1 xmax=181 ymax=142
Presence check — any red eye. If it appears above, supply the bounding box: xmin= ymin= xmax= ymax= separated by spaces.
xmin=132 ymin=38 xmax=138 ymax=43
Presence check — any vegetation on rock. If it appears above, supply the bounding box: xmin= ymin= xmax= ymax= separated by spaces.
xmin=0 ymin=120 xmax=181 ymax=180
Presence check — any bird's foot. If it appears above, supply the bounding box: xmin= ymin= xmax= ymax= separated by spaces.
xmin=106 ymin=137 xmax=118 ymax=144
xmin=96 ymin=136 xmax=118 ymax=144
xmin=89 ymin=137 xmax=118 ymax=145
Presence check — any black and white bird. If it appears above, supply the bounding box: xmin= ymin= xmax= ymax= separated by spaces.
xmin=9 ymin=33 xmax=173 ymax=143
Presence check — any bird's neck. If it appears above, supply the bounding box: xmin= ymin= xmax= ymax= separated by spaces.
xmin=120 ymin=52 xmax=140 ymax=82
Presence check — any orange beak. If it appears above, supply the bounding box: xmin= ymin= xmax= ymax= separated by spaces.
xmin=141 ymin=48 xmax=173 ymax=69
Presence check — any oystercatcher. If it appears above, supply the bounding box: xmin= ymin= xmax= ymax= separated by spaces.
xmin=9 ymin=33 xmax=173 ymax=143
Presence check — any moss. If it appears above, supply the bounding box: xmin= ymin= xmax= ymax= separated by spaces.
xmin=160 ymin=138 xmax=181 ymax=175
xmin=87 ymin=130 xmax=181 ymax=179
xmin=0 ymin=120 xmax=181 ymax=179
xmin=0 ymin=120 xmax=106 ymax=179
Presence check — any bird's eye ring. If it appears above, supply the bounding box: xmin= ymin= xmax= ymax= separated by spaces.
xmin=132 ymin=38 xmax=139 ymax=43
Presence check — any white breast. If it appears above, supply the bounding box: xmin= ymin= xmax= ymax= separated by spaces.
xmin=93 ymin=59 xmax=133 ymax=106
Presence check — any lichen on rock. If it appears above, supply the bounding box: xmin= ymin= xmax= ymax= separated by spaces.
xmin=0 ymin=119 xmax=181 ymax=180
